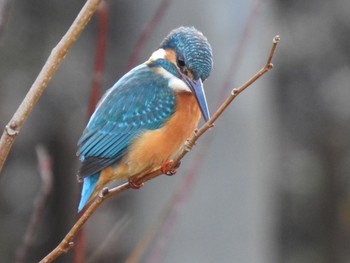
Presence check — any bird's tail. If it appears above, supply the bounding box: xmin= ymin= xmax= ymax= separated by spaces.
xmin=78 ymin=173 xmax=100 ymax=212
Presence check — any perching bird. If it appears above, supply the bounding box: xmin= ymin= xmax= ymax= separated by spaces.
xmin=76 ymin=26 xmax=213 ymax=211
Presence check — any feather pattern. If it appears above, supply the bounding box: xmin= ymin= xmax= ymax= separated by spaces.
xmin=77 ymin=64 xmax=176 ymax=177
xmin=76 ymin=27 xmax=214 ymax=211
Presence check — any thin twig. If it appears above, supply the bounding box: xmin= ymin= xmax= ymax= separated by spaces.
xmin=219 ymin=0 xmax=260 ymax=103
xmin=142 ymin=3 xmax=262 ymax=261
xmin=0 ymin=0 xmax=102 ymax=175
xmin=15 ymin=145 xmax=53 ymax=263
xmin=39 ymin=184 xmax=130 ymax=263
xmin=129 ymin=4 xmax=262 ymax=261
xmin=39 ymin=35 xmax=280 ymax=263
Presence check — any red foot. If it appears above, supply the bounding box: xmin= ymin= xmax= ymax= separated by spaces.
xmin=128 ymin=179 xmax=144 ymax=189
xmin=161 ymin=160 xmax=179 ymax=176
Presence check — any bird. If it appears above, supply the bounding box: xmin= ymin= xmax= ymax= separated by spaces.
xmin=76 ymin=26 xmax=213 ymax=212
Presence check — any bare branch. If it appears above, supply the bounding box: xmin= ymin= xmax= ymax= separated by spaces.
xmin=39 ymin=35 xmax=280 ymax=263
xmin=0 ymin=0 xmax=103 ymax=174
xmin=220 ymin=0 xmax=260 ymax=101
xmin=131 ymin=8 xmax=265 ymax=259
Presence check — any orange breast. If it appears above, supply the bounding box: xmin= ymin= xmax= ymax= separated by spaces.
xmin=112 ymin=91 xmax=201 ymax=180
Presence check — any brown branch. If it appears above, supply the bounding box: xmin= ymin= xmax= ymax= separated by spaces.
xmin=15 ymin=145 xmax=53 ymax=263
xmin=39 ymin=184 xmax=130 ymax=263
xmin=136 ymin=4 xmax=262 ymax=261
xmin=0 ymin=0 xmax=103 ymax=175
xmin=220 ymin=0 xmax=260 ymax=102
xmin=39 ymin=35 xmax=280 ymax=263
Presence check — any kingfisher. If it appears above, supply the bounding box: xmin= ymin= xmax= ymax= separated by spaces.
xmin=76 ymin=26 xmax=213 ymax=211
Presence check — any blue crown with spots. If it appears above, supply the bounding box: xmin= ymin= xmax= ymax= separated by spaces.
xmin=160 ymin=26 xmax=213 ymax=81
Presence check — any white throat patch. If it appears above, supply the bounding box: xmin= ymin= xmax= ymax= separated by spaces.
xmin=148 ymin=49 xmax=191 ymax=92
xmin=148 ymin=48 xmax=166 ymax=61
xmin=155 ymin=67 xmax=190 ymax=92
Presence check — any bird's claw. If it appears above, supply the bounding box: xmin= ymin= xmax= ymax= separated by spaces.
xmin=128 ymin=179 xmax=144 ymax=189
xmin=161 ymin=160 xmax=180 ymax=176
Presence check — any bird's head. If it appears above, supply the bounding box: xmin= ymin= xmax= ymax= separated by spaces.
xmin=148 ymin=26 xmax=213 ymax=121
xmin=160 ymin=26 xmax=213 ymax=82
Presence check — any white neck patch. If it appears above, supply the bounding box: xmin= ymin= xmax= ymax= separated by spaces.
xmin=148 ymin=49 xmax=191 ymax=93
xmin=148 ymin=48 xmax=166 ymax=61
xmin=154 ymin=67 xmax=191 ymax=92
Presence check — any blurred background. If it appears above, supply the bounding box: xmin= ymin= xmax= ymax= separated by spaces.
xmin=1 ymin=0 xmax=350 ymax=262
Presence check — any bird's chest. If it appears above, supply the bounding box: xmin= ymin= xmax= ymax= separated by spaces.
xmin=125 ymin=92 xmax=201 ymax=176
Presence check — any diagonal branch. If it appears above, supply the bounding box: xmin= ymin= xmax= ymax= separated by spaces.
xmin=131 ymin=6 xmax=264 ymax=261
xmin=0 ymin=0 xmax=103 ymax=175
xmin=39 ymin=35 xmax=280 ymax=263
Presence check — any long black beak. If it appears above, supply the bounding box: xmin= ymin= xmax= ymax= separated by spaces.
xmin=179 ymin=73 xmax=210 ymax=122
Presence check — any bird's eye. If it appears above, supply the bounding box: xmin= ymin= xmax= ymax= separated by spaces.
xmin=177 ymin=58 xmax=185 ymax=68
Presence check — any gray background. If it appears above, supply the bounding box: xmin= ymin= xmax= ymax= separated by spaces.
xmin=1 ymin=0 xmax=350 ymax=262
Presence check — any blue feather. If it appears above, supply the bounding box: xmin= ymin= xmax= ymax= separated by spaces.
xmin=77 ymin=64 xmax=176 ymax=177
xmin=76 ymin=26 xmax=214 ymax=212
xmin=78 ymin=173 xmax=99 ymax=212
xmin=160 ymin=27 xmax=213 ymax=81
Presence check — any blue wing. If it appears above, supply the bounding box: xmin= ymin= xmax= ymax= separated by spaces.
xmin=77 ymin=64 xmax=176 ymax=177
